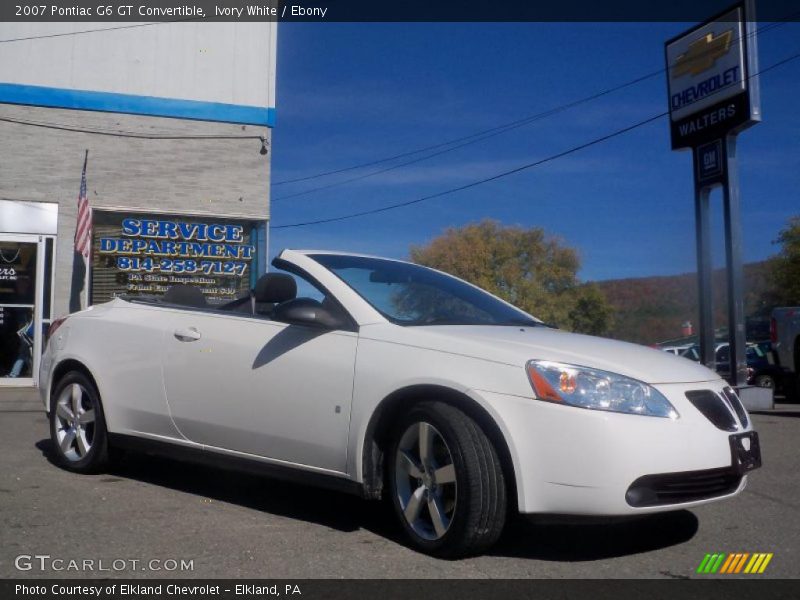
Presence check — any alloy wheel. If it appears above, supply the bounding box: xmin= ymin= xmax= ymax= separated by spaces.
xmin=394 ymin=421 xmax=457 ymax=540
xmin=54 ymin=383 xmax=96 ymax=461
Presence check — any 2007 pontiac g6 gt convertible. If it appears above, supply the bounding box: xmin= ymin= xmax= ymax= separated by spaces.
xmin=40 ymin=250 xmax=761 ymax=557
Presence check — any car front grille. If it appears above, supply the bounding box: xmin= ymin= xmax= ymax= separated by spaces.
xmin=625 ymin=467 xmax=742 ymax=507
xmin=685 ymin=390 xmax=738 ymax=431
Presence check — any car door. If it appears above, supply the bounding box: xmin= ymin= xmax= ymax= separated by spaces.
xmin=161 ymin=292 xmax=358 ymax=474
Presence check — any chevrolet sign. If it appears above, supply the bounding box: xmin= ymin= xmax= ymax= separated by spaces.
xmin=664 ymin=3 xmax=760 ymax=149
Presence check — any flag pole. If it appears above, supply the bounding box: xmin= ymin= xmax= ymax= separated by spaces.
xmin=82 ymin=150 xmax=91 ymax=309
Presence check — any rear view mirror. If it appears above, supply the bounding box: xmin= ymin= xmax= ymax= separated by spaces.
xmin=273 ymin=298 xmax=342 ymax=329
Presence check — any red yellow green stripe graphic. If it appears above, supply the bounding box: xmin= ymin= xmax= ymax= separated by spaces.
xmin=696 ymin=552 xmax=773 ymax=574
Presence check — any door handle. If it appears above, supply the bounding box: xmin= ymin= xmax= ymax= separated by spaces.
xmin=174 ymin=327 xmax=201 ymax=342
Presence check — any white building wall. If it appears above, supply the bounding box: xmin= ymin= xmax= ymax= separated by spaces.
xmin=0 ymin=22 xmax=277 ymax=125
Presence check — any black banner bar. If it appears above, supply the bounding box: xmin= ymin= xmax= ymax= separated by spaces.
xmin=1 ymin=0 xmax=800 ymax=22
xmin=4 ymin=580 xmax=800 ymax=600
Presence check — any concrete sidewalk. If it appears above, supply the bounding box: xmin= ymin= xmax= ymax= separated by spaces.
xmin=754 ymin=402 xmax=800 ymax=416
xmin=0 ymin=386 xmax=42 ymax=412
xmin=768 ymin=402 xmax=800 ymax=411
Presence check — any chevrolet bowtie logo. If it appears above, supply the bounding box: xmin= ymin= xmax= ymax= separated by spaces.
xmin=673 ymin=30 xmax=734 ymax=78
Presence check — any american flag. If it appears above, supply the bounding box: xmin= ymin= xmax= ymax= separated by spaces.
xmin=74 ymin=151 xmax=92 ymax=258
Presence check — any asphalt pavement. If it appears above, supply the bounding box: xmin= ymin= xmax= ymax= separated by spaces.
xmin=1 ymin=388 xmax=798 ymax=579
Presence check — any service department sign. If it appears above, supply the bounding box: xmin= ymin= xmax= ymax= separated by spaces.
xmin=91 ymin=212 xmax=256 ymax=305
xmin=665 ymin=2 xmax=760 ymax=149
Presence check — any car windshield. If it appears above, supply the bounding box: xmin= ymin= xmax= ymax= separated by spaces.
xmin=310 ymin=254 xmax=542 ymax=327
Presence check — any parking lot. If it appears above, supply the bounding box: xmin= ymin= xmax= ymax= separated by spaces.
xmin=1 ymin=388 xmax=798 ymax=579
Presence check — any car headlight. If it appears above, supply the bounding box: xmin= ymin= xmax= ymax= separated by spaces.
xmin=526 ymin=360 xmax=679 ymax=419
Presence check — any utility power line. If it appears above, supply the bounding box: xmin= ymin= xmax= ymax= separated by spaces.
xmin=273 ymin=113 xmax=666 ymax=228
xmin=0 ymin=18 xmax=203 ymax=44
xmin=271 ymin=69 xmax=662 ymax=202
xmin=272 ymin=18 xmax=794 ymax=192
xmin=272 ymin=50 xmax=800 ymax=229
xmin=0 ymin=115 xmax=266 ymax=142
xmin=271 ymin=69 xmax=662 ymax=188
xmin=0 ymin=18 xmax=792 ymax=149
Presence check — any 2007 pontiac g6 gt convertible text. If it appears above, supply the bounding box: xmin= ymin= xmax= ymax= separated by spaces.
xmin=40 ymin=250 xmax=761 ymax=557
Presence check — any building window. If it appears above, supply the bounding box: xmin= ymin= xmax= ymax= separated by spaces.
xmin=90 ymin=211 xmax=259 ymax=306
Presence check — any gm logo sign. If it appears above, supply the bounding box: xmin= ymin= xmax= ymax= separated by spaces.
xmin=696 ymin=139 xmax=725 ymax=184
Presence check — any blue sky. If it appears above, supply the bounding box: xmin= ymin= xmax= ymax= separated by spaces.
xmin=268 ymin=23 xmax=800 ymax=281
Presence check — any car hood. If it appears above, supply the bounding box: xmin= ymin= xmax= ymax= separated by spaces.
xmin=361 ymin=324 xmax=720 ymax=385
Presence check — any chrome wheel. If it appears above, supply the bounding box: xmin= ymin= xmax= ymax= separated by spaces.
xmin=54 ymin=383 xmax=96 ymax=462
xmin=394 ymin=421 xmax=457 ymax=540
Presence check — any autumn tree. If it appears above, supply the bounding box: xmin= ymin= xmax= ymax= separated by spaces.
xmin=568 ymin=283 xmax=614 ymax=336
xmin=409 ymin=220 xmax=613 ymax=334
xmin=767 ymin=215 xmax=800 ymax=306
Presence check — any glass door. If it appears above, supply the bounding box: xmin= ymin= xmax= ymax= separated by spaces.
xmin=0 ymin=234 xmax=47 ymax=386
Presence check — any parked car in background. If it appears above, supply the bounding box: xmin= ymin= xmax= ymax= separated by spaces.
xmin=717 ymin=343 xmax=785 ymax=390
xmin=751 ymin=342 xmax=786 ymax=391
xmin=679 ymin=344 xmax=703 ymax=362
xmin=659 ymin=344 xmax=694 ymax=356
xmin=680 ymin=342 xmax=784 ymax=391
xmin=677 ymin=343 xmax=726 ymax=363
xmin=39 ymin=250 xmax=761 ymax=557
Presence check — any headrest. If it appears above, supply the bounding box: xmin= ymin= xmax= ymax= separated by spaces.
xmin=163 ymin=284 xmax=207 ymax=308
xmin=254 ymin=273 xmax=297 ymax=304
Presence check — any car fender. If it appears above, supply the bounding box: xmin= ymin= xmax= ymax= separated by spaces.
xmin=351 ymin=374 xmax=526 ymax=509
xmin=45 ymin=350 xmax=111 ymax=424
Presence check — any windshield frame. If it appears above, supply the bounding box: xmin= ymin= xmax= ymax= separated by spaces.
xmin=308 ymin=253 xmax=543 ymax=328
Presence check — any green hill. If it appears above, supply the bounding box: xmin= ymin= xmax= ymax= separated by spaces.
xmin=595 ymin=261 xmax=772 ymax=345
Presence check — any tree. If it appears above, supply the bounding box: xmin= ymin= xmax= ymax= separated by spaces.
xmin=768 ymin=215 xmax=800 ymax=306
xmin=568 ymin=283 xmax=614 ymax=336
xmin=409 ymin=219 xmax=613 ymax=334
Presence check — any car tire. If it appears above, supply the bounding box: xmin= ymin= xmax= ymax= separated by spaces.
xmin=388 ymin=401 xmax=507 ymax=558
xmin=754 ymin=374 xmax=774 ymax=389
xmin=49 ymin=371 xmax=111 ymax=473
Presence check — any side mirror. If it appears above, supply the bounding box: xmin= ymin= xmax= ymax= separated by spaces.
xmin=273 ymin=298 xmax=342 ymax=329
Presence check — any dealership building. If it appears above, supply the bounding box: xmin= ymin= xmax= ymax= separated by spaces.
xmin=0 ymin=22 xmax=277 ymax=386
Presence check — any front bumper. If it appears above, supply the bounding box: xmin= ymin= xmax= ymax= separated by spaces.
xmin=477 ymin=381 xmax=756 ymax=515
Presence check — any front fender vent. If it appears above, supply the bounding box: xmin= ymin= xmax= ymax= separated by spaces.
xmin=686 ymin=390 xmax=738 ymax=431
xmin=721 ymin=387 xmax=749 ymax=429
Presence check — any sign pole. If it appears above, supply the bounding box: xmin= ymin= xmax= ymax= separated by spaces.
xmin=722 ymin=135 xmax=747 ymax=385
xmin=692 ymin=181 xmax=715 ymax=368
xmin=666 ymin=0 xmax=762 ymax=394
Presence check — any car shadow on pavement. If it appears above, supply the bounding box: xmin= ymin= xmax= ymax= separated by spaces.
xmin=488 ymin=511 xmax=698 ymax=561
xmin=35 ymin=438 xmax=401 ymax=539
xmin=35 ymin=438 xmax=698 ymax=561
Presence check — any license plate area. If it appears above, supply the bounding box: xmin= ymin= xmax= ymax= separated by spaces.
xmin=730 ymin=431 xmax=761 ymax=475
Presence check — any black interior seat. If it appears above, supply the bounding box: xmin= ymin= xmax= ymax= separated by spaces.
xmin=253 ymin=273 xmax=297 ymax=315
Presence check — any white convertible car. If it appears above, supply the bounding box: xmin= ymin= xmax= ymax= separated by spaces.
xmin=40 ymin=250 xmax=761 ymax=557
